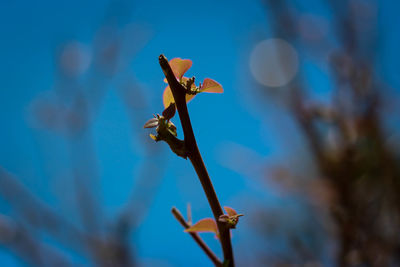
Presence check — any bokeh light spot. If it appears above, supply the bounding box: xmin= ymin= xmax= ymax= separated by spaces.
xmin=250 ymin=38 xmax=299 ymax=87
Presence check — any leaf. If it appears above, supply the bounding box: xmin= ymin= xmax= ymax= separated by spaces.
xmin=184 ymin=218 xmax=218 ymax=235
xmin=163 ymin=85 xmax=197 ymax=108
xmin=223 ymin=206 xmax=237 ymax=217
xmin=200 ymin=78 xmax=224 ymax=93
xmin=185 ymin=94 xmax=196 ymax=104
xmin=222 ymin=207 xmax=243 ymax=228
xmin=162 ymin=103 xmax=176 ymax=120
xmin=149 ymin=133 xmax=157 ymax=141
xmin=163 ymin=86 xmax=175 ymax=108
xmin=169 ymin=58 xmax=192 ymax=80
xmin=143 ymin=118 xmax=159 ymax=128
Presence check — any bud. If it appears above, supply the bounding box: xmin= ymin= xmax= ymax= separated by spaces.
xmin=218 ymin=214 xmax=244 ymax=229
xmin=143 ymin=118 xmax=159 ymax=128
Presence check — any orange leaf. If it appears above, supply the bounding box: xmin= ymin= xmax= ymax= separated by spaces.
xmin=184 ymin=218 xmax=218 ymax=235
xmin=149 ymin=134 xmax=157 ymax=141
xmin=169 ymin=58 xmax=192 ymax=80
xmin=200 ymin=78 xmax=223 ymax=93
xmin=163 ymin=86 xmax=174 ymax=108
xmin=185 ymin=94 xmax=196 ymax=104
xmin=223 ymin=206 xmax=237 ymax=217
xmin=163 ymin=86 xmax=197 ymax=108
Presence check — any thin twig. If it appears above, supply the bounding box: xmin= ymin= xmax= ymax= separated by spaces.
xmin=172 ymin=207 xmax=222 ymax=267
xmin=159 ymin=54 xmax=234 ymax=266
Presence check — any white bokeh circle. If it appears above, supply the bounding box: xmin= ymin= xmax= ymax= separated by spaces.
xmin=250 ymin=38 xmax=299 ymax=87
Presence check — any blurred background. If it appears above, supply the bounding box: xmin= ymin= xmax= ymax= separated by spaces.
xmin=1 ymin=0 xmax=400 ymax=266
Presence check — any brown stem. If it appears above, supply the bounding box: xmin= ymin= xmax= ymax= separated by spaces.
xmin=159 ymin=55 xmax=234 ymax=266
xmin=172 ymin=207 xmax=222 ymax=267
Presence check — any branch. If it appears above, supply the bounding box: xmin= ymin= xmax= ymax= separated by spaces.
xmin=159 ymin=55 xmax=234 ymax=266
xmin=172 ymin=207 xmax=222 ymax=267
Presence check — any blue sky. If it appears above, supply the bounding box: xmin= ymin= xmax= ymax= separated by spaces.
xmin=0 ymin=0 xmax=399 ymax=266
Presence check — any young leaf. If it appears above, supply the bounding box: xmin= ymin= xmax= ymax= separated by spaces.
xmin=149 ymin=133 xmax=157 ymax=141
xmin=221 ymin=207 xmax=243 ymax=229
xmin=184 ymin=218 xmax=218 ymax=235
xmin=169 ymin=58 xmax=192 ymax=80
xmin=223 ymin=206 xmax=238 ymax=217
xmin=163 ymin=86 xmax=175 ymax=108
xmin=163 ymin=85 xmax=197 ymax=108
xmin=162 ymin=103 xmax=176 ymax=120
xmin=201 ymin=78 xmax=224 ymax=93
xmin=185 ymin=94 xmax=196 ymax=103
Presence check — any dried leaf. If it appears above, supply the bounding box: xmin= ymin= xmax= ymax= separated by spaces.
xmin=184 ymin=218 xmax=218 ymax=235
xmin=201 ymin=78 xmax=224 ymax=93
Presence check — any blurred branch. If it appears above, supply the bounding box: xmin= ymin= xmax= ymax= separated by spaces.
xmin=256 ymin=0 xmax=400 ymax=265
xmin=0 ymin=167 xmax=86 ymax=250
xmin=0 ymin=167 xmax=134 ymax=266
xmin=0 ymin=214 xmax=73 ymax=267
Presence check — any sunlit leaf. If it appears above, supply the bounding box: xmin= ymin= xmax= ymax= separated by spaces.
xmin=223 ymin=206 xmax=237 ymax=217
xmin=169 ymin=58 xmax=192 ymax=80
xmin=185 ymin=94 xmax=196 ymax=104
xmin=184 ymin=218 xmax=218 ymax=235
xmin=149 ymin=133 xmax=157 ymax=141
xmin=161 ymin=60 xmax=220 ymax=108
xmin=163 ymin=85 xmax=197 ymax=108
xmin=200 ymin=78 xmax=223 ymax=93
xmin=163 ymin=86 xmax=175 ymax=108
